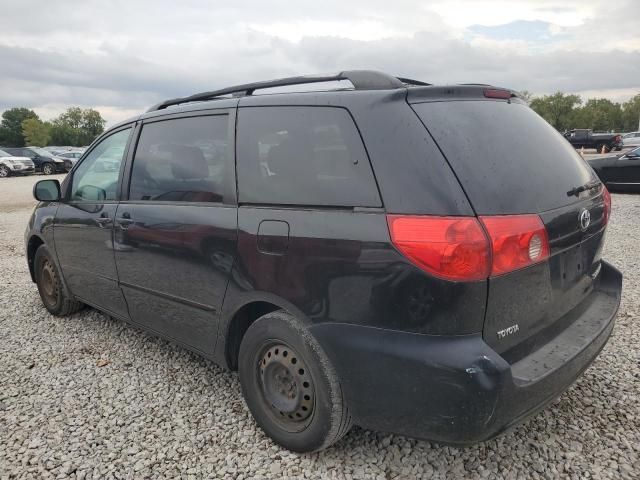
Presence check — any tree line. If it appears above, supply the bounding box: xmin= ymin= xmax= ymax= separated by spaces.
xmin=1 ymin=93 xmax=638 ymax=148
xmin=525 ymin=92 xmax=640 ymax=133
xmin=0 ymin=107 xmax=106 ymax=148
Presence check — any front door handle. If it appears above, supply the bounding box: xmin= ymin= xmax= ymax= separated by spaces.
xmin=116 ymin=212 xmax=134 ymax=230
xmin=95 ymin=213 xmax=112 ymax=227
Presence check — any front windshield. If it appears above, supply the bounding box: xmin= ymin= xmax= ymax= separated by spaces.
xmin=30 ymin=147 xmax=52 ymax=156
xmin=0 ymin=149 xmax=10 ymax=157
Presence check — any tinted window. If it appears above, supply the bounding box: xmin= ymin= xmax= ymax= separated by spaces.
xmin=237 ymin=107 xmax=381 ymax=207
xmin=129 ymin=115 xmax=231 ymax=203
xmin=13 ymin=149 xmax=34 ymax=158
xmin=412 ymin=101 xmax=596 ymax=214
xmin=71 ymin=128 xmax=131 ymax=201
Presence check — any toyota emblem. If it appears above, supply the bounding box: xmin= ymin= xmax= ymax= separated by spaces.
xmin=579 ymin=209 xmax=591 ymax=231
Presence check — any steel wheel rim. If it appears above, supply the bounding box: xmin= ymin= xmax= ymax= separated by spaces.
xmin=40 ymin=259 xmax=58 ymax=306
xmin=44 ymin=165 xmax=53 ymax=174
xmin=0 ymin=166 xmax=8 ymax=177
xmin=258 ymin=342 xmax=315 ymax=432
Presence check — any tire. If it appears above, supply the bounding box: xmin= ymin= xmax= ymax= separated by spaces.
xmin=34 ymin=245 xmax=84 ymax=316
xmin=238 ymin=311 xmax=351 ymax=452
xmin=42 ymin=163 xmax=55 ymax=175
xmin=0 ymin=165 xmax=10 ymax=177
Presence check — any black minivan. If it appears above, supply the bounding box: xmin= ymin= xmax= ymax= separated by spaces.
xmin=26 ymin=71 xmax=622 ymax=452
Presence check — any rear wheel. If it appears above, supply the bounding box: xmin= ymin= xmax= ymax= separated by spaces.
xmin=0 ymin=165 xmax=10 ymax=177
xmin=42 ymin=163 xmax=55 ymax=175
xmin=34 ymin=245 xmax=84 ymax=316
xmin=238 ymin=311 xmax=351 ymax=452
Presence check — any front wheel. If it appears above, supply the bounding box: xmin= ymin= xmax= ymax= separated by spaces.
xmin=0 ymin=165 xmax=10 ymax=177
xmin=238 ymin=311 xmax=351 ymax=452
xmin=42 ymin=163 xmax=55 ymax=175
xmin=34 ymin=245 xmax=84 ymax=316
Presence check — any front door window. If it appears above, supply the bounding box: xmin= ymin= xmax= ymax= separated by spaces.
xmin=71 ymin=128 xmax=131 ymax=202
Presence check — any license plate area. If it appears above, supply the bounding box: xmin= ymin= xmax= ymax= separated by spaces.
xmin=559 ymin=244 xmax=586 ymax=287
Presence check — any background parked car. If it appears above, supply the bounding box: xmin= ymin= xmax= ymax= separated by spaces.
xmin=3 ymin=147 xmax=66 ymax=174
xmin=57 ymin=151 xmax=84 ymax=171
xmin=564 ymin=129 xmax=623 ymax=152
xmin=586 ymin=146 xmax=640 ymax=191
xmin=0 ymin=149 xmax=35 ymax=177
xmin=621 ymin=131 xmax=640 ymax=148
xmin=44 ymin=146 xmax=65 ymax=153
xmin=46 ymin=148 xmax=68 ymax=156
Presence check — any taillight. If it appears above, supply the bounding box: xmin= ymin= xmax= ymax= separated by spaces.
xmin=479 ymin=215 xmax=550 ymax=276
xmin=483 ymin=88 xmax=512 ymax=99
xmin=386 ymin=215 xmax=490 ymax=281
xmin=388 ymin=214 xmax=551 ymax=281
xmin=602 ymin=187 xmax=611 ymax=224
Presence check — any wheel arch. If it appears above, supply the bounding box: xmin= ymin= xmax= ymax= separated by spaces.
xmin=220 ymin=294 xmax=313 ymax=371
xmin=222 ymin=301 xmax=281 ymax=371
xmin=27 ymin=234 xmax=45 ymax=282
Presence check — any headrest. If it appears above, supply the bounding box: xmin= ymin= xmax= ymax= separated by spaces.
xmin=163 ymin=144 xmax=208 ymax=180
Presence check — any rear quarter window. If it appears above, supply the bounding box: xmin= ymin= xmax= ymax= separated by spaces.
xmin=236 ymin=106 xmax=381 ymax=207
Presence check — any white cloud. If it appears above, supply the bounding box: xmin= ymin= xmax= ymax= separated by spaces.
xmin=0 ymin=0 xmax=638 ymax=126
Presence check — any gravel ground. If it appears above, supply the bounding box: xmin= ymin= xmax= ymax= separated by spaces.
xmin=0 ymin=182 xmax=638 ymax=479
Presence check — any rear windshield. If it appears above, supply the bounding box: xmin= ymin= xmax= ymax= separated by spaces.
xmin=412 ymin=100 xmax=597 ymax=215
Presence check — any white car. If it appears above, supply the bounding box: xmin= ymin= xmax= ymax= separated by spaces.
xmin=0 ymin=149 xmax=35 ymax=177
xmin=621 ymin=131 xmax=640 ymax=147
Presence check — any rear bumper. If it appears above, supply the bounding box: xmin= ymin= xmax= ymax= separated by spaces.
xmin=310 ymin=261 xmax=621 ymax=444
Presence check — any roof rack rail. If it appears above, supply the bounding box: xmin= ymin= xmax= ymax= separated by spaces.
xmin=147 ymin=70 xmax=410 ymax=112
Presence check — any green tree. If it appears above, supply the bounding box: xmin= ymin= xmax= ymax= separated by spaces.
xmin=529 ymin=92 xmax=582 ymax=131
xmin=49 ymin=107 xmax=106 ymax=146
xmin=621 ymin=94 xmax=640 ymax=132
xmin=80 ymin=109 xmax=106 ymax=144
xmin=49 ymin=121 xmax=78 ymax=146
xmin=571 ymin=99 xmax=623 ymax=131
xmin=22 ymin=118 xmax=51 ymax=146
xmin=0 ymin=108 xmax=39 ymax=147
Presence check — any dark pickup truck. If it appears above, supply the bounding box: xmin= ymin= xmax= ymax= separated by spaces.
xmin=564 ymin=129 xmax=623 ymax=153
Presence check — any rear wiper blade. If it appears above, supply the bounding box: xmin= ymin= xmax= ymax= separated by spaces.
xmin=566 ymin=180 xmax=601 ymax=197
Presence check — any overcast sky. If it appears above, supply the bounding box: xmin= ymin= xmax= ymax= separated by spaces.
xmin=1 ymin=0 xmax=638 ymax=125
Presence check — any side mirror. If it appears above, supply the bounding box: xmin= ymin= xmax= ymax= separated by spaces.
xmin=33 ymin=179 xmax=61 ymax=201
